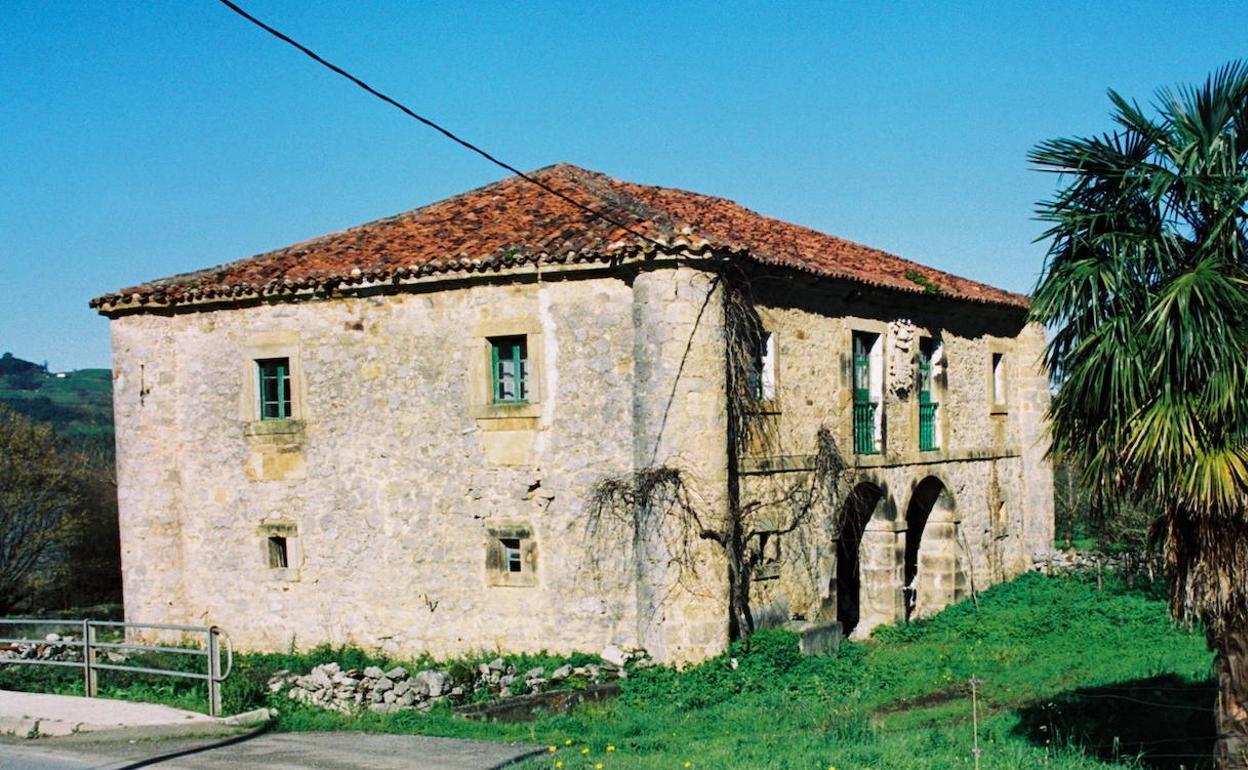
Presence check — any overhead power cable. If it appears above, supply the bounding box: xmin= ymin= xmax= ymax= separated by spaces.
xmin=215 ymin=0 xmax=668 ymax=251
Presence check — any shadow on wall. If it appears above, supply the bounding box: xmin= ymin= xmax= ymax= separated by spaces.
xmin=1013 ymin=675 xmax=1216 ymax=769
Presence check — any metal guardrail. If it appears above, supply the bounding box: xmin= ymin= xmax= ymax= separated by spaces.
xmin=0 ymin=619 xmax=232 ymax=717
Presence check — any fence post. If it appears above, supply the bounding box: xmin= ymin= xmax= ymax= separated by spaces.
xmin=207 ymin=626 xmax=221 ymax=718
xmin=82 ymin=620 xmax=97 ymax=698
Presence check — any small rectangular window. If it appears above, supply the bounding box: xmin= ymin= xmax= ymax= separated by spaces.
xmin=992 ymin=352 xmax=1006 ymax=407
xmin=747 ymin=332 xmax=776 ymax=401
xmin=500 ymin=538 xmax=523 ymax=572
xmin=267 ymin=536 xmax=288 ymax=569
xmin=490 ymin=337 xmax=528 ymax=404
xmin=486 ymin=525 xmax=536 ymax=586
xmin=257 ymin=358 xmax=292 ymax=420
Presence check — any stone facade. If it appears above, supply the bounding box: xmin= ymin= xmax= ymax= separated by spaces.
xmin=105 ymin=257 xmax=1052 ymax=663
xmin=738 ymin=278 xmax=1054 ymax=637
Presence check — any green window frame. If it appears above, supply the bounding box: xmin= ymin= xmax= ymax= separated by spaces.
xmin=918 ymin=339 xmax=939 ymax=452
xmin=852 ymin=332 xmax=879 ymax=455
xmin=256 ymin=358 xmax=291 ymax=420
xmin=490 ymin=336 xmax=528 ymax=404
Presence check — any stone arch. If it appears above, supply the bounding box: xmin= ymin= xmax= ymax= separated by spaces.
xmin=834 ymin=481 xmax=903 ymax=638
xmin=902 ymin=475 xmax=965 ymax=620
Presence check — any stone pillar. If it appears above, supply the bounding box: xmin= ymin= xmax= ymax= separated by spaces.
xmin=856 ymin=519 xmax=904 ymax=636
xmin=110 ymin=315 xmax=189 ymax=628
xmin=631 ymin=266 xmax=730 ymax=663
xmin=915 ymin=520 xmax=961 ymax=617
xmin=1014 ymin=322 xmax=1055 ymax=569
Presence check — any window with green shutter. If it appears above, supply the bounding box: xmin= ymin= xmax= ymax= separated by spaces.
xmin=852 ymin=332 xmax=879 ymax=454
xmin=256 ymin=358 xmax=291 ymax=420
xmin=490 ymin=336 xmax=528 ymax=403
xmin=918 ymin=338 xmax=939 ymax=451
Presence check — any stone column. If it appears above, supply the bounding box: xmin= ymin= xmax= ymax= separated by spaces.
xmin=915 ymin=520 xmax=962 ymax=617
xmin=631 ymin=266 xmax=730 ymax=663
xmin=856 ymin=519 xmax=904 ymax=635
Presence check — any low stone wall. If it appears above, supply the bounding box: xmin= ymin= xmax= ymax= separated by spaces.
xmin=268 ymin=645 xmax=650 ymax=716
xmin=1032 ymin=549 xmax=1161 ymax=580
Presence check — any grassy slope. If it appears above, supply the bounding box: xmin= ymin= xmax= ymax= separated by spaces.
xmin=0 ymin=364 xmax=113 ymax=438
xmin=1 ymin=573 xmax=1212 ymax=768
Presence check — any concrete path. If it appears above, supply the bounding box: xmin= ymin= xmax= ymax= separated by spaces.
xmin=0 ymin=691 xmax=543 ymax=769
xmin=0 ymin=731 xmax=545 ymax=769
xmin=0 ymin=692 xmax=218 ymax=738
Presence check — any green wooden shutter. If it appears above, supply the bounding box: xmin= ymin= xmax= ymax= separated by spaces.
xmin=490 ymin=337 xmax=528 ymax=403
xmin=852 ymin=334 xmax=876 ymax=454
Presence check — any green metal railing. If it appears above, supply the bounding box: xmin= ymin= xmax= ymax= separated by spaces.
xmin=853 ymin=401 xmax=877 ymax=454
xmin=919 ymin=402 xmax=939 ymax=451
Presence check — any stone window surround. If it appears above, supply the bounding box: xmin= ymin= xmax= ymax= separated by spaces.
xmin=484 ymin=522 xmax=537 ymax=587
xmin=257 ymin=520 xmax=301 ymax=582
xmin=239 ymin=331 xmax=308 ymax=427
xmin=467 ymin=317 xmax=544 ymax=431
xmin=847 ymin=320 xmax=888 ymax=454
xmin=988 ymin=343 xmax=1009 ymax=415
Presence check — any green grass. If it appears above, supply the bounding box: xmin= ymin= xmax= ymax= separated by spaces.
xmin=0 ymin=573 xmax=1215 ymax=769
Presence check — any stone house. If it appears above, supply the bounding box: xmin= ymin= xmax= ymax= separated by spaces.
xmin=92 ymin=164 xmax=1053 ymax=664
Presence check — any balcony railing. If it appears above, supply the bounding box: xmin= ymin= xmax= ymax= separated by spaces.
xmin=919 ymin=401 xmax=939 ymax=451
xmin=853 ymin=401 xmax=878 ymax=454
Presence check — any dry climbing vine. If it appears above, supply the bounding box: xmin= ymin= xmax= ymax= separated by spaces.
xmin=585 ymin=264 xmax=856 ymax=648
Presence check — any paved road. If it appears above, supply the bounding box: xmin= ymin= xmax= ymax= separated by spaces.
xmin=0 ymin=731 xmax=544 ymax=770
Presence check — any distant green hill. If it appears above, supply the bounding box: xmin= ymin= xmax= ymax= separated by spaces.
xmin=0 ymin=352 xmax=113 ymax=441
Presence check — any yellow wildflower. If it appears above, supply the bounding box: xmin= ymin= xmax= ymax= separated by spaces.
xmin=607 ymin=745 xmax=616 ymax=752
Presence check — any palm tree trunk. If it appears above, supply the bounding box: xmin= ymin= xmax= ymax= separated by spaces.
xmin=1215 ymin=624 xmax=1248 ymax=768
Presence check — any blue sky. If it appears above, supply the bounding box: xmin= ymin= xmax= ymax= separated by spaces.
xmin=3 ymin=1 xmax=1245 ymax=369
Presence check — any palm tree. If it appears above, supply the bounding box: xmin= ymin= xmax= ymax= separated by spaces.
xmin=1029 ymin=62 xmax=1248 ymax=767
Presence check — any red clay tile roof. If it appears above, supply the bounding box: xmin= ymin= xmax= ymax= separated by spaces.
xmin=91 ymin=164 xmax=1027 ymax=311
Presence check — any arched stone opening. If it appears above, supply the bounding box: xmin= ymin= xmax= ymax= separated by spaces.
xmin=834 ymin=482 xmax=902 ymax=637
xmin=902 ymin=476 xmax=963 ymax=620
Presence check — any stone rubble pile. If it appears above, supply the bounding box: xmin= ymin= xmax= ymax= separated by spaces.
xmin=272 ymin=662 xmax=460 ymax=714
xmin=269 ymin=644 xmax=650 ymax=715
xmin=0 ymin=632 xmax=130 ymax=665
